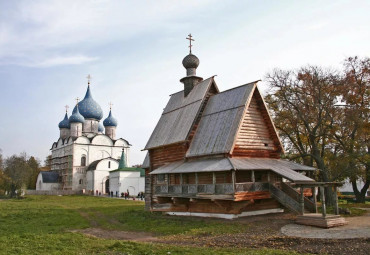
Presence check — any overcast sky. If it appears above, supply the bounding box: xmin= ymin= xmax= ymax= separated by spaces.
xmin=0 ymin=0 xmax=369 ymax=165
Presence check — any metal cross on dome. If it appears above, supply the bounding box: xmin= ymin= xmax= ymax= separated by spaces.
xmin=186 ymin=34 xmax=194 ymax=54
xmin=109 ymin=102 xmax=113 ymax=110
xmin=75 ymin=97 xmax=80 ymax=105
xmin=87 ymin=74 xmax=92 ymax=85
xmin=65 ymin=105 xmax=69 ymax=113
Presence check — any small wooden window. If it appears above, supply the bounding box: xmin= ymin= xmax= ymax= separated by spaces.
xmin=79 ymin=179 xmax=83 ymax=185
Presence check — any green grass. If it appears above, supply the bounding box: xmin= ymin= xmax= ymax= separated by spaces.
xmin=0 ymin=195 xmax=301 ymax=255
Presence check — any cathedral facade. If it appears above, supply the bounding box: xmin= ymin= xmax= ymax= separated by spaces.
xmin=36 ymin=79 xmax=131 ymax=194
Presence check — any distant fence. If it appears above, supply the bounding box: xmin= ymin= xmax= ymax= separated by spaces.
xmin=26 ymin=190 xmax=84 ymax=196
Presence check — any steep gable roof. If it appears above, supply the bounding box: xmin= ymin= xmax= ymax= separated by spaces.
xmin=186 ymin=81 xmax=284 ymax=158
xmin=144 ymin=77 xmax=218 ymax=150
xmin=186 ymin=81 xmax=256 ymax=157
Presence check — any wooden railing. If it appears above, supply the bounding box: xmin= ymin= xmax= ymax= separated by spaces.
xmin=269 ymin=183 xmax=301 ymax=214
xmin=235 ymin=182 xmax=269 ymax=192
xmin=281 ymin=182 xmax=316 ymax=213
xmin=154 ymin=183 xmax=234 ymax=195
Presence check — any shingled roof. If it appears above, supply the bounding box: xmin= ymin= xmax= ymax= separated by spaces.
xmin=41 ymin=171 xmax=59 ymax=183
xmin=144 ymin=77 xmax=218 ymax=150
xmin=150 ymin=158 xmax=315 ymax=182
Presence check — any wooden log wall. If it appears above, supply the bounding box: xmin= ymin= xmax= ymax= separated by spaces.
xmin=236 ymin=171 xmax=252 ymax=183
xmin=169 ymin=174 xmax=181 ymax=185
xmin=215 ymin=171 xmax=232 ymax=183
xmin=197 ymin=172 xmax=213 ymax=184
xmin=150 ymin=142 xmax=188 ymax=169
xmin=182 ymin=173 xmax=196 ymax=184
xmin=233 ymin=90 xmax=282 ymax=158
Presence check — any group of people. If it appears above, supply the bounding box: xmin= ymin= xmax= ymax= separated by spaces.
xmin=90 ymin=189 xmax=144 ymax=200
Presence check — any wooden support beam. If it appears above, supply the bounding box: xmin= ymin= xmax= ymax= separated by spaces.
xmin=251 ymin=170 xmax=255 ymax=182
xmin=312 ymin=187 xmax=318 ymax=213
xmin=232 ymin=170 xmax=236 ymax=192
xmin=299 ymin=187 xmax=304 ymax=215
xmin=320 ymin=187 xmax=326 ymax=217
xmin=212 ymin=172 xmax=216 ymax=185
xmin=180 ymin=173 xmax=183 ymax=185
xmin=195 ymin=173 xmax=198 ymax=185
xmin=334 ymin=186 xmax=339 ymax=215
xmin=267 ymin=172 xmax=271 ymax=182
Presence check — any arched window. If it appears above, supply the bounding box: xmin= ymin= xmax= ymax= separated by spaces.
xmin=81 ymin=155 xmax=86 ymax=166
xmin=79 ymin=179 xmax=83 ymax=185
xmin=108 ymin=161 xmax=111 ymax=168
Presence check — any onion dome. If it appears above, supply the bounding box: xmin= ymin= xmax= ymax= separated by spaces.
xmin=103 ymin=109 xmax=118 ymax=127
xmin=73 ymin=85 xmax=103 ymax=120
xmin=98 ymin=122 xmax=104 ymax=132
xmin=58 ymin=113 xmax=70 ymax=129
xmin=182 ymin=53 xmax=199 ymax=69
xmin=69 ymin=104 xmax=85 ymax=123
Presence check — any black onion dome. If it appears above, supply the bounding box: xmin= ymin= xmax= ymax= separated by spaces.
xmin=182 ymin=54 xmax=199 ymax=69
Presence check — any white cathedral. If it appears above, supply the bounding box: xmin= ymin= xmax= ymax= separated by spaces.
xmin=36 ymin=78 xmax=144 ymax=195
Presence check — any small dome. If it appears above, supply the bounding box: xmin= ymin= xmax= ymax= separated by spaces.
xmin=103 ymin=109 xmax=118 ymax=127
xmin=73 ymin=85 xmax=103 ymax=120
xmin=98 ymin=122 xmax=104 ymax=132
xmin=58 ymin=113 xmax=70 ymax=129
xmin=69 ymin=104 xmax=85 ymax=123
xmin=182 ymin=54 xmax=199 ymax=69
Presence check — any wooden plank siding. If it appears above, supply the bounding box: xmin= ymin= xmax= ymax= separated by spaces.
xmin=232 ymin=90 xmax=282 ymax=158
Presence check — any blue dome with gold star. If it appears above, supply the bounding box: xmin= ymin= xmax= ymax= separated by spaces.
xmin=58 ymin=113 xmax=70 ymax=129
xmin=73 ymin=85 xmax=103 ymax=120
xmin=69 ymin=104 xmax=85 ymax=123
xmin=103 ymin=109 xmax=118 ymax=127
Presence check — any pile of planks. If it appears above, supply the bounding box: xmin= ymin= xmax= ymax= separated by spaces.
xmin=296 ymin=214 xmax=347 ymax=228
xmin=234 ymin=191 xmax=271 ymax=201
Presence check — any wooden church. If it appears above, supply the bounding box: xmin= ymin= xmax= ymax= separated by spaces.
xmin=142 ymin=36 xmax=342 ymax=221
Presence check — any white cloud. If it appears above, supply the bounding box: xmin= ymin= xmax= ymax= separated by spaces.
xmin=0 ymin=0 xmax=213 ymax=66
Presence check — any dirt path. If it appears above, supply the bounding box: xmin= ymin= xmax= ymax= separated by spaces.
xmin=72 ymin=208 xmax=369 ymax=254
xmin=71 ymin=228 xmax=158 ymax=242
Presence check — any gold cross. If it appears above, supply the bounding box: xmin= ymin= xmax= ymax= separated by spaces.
xmin=109 ymin=102 xmax=113 ymax=110
xmin=75 ymin=97 xmax=80 ymax=105
xmin=87 ymin=74 xmax=92 ymax=85
xmin=186 ymin=34 xmax=194 ymax=54
xmin=65 ymin=105 xmax=69 ymax=113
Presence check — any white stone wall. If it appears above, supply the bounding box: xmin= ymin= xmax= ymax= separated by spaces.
xmin=85 ymin=158 xmax=119 ymax=194
xmin=109 ymin=171 xmax=144 ymax=197
xmin=60 ymin=128 xmax=70 ymax=139
xmin=83 ymin=119 xmax=99 ymax=133
xmin=105 ymin=126 xmax=116 ymax=140
xmin=51 ymin=133 xmax=130 ymax=191
xmin=70 ymin=123 xmax=83 ymax=137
